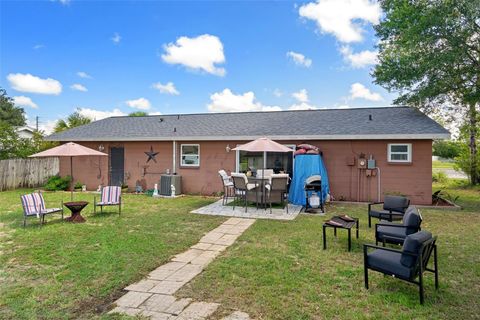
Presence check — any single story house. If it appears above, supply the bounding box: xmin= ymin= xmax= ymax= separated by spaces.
xmin=47 ymin=107 xmax=449 ymax=205
xmin=16 ymin=126 xmax=36 ymax=139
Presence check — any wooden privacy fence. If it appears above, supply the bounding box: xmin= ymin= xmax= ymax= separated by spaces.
xmin=0 ymin=158 xmax=59 ymax=191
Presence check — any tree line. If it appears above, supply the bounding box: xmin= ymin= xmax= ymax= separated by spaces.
xmin=0 ymin=88 xmax=147 ymax=160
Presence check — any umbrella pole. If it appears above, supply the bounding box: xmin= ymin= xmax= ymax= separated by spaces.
xmin=70 ymin=156 xmax=73 ymax=201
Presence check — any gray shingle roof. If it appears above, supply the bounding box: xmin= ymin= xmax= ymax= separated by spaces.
xmin=47 ymin=107 xmax=450 ymax=141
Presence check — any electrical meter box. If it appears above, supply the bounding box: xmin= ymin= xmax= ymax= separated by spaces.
xmin=367 ymin=159 xmax=376 ymax=169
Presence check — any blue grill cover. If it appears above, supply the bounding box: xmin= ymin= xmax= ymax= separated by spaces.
xmin=288 ymin=154 xmax=330 ymax=205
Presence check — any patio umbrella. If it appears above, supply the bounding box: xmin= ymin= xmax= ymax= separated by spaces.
xmin=232 ymin=137 xmax=293 ymax=153
xmin=30 ymin=142 xmax=108 ymax=200
xmin=233 ymin=137 xmax=293 ymax=178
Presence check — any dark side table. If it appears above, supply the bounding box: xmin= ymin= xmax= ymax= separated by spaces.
xmin=323 ymin=216 xmax=359 ymax=251
xmin=64 ymin=201 xmax=89 ymax=223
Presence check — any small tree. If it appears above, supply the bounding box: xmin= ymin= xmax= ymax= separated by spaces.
xmin=0 ymin=87 xmax=26 ymax=126
xmin=54 ymin=110 xmax=92 ymax=133
xmin=373 ymin=0 xmax=480 ymax=184
xmin=129 ymin=111 xmax=148 ymax=117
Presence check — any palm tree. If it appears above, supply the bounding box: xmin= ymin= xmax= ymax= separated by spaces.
xmin=54 ymin=111 xmax=92 ymax=133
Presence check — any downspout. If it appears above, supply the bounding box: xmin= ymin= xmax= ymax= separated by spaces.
xmin=172 ymin=140 xmax=176 ymax=174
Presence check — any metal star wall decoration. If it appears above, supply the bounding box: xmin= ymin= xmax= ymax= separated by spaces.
xmin=144 ymin=146 xmax=159 ymax=163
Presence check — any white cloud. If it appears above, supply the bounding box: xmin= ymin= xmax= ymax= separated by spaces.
xmin=299 ymin=0 xmax=381 ymax=43
xmin=125 ymin=97 xmax=151 ymax=110
xmin=70 ymin=83 xmax=87 ymax=92
xmin=349 ymin=83 xmax=383 ymax=101
xmin=337 ymin=105 xmax=351 ymax=109
xmin=286 ymin=51 xmax=312 ymax=67
xmin=149 ymin=111 xmax=162 ymax=116
xmin=7 ymin=73 xmax=62 ymax=95
xmin=207 ymin=89 xmax=281 ymax=112
xmin=58 ymin=0 xmax=71 ymax=5
xmin=77 ymin=71 xmax=92 ymax=79
xmin=273 ymin=89 xmax=283 ymax=97
xmin=33 ymin=44 xmax=45 ymax=50
xmin=162 ymin=34 xmax=226 ymax=76
xmin=77 ymin=107 xmax=126 ymax=121
xmin=292 ymin=89 xmax=309 ymax=103
xmin=340 ymin=46 xmax=378 ymax=68
xmin=152 ymin=82 xmax=179 ymax=95
xmin=13 ymin=96 xmax=38 ymax=109
xmin=111 ymin=32 xmax=121 ymax=44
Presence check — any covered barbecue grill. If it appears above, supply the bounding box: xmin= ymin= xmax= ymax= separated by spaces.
xmin=288 ymin=154 xmax=330 ymax=210
xmin=304 ymin=175 xmax=324 ymax=213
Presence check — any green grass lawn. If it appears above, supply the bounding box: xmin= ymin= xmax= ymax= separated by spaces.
xmin=432 ymin=160 xmax=456 ymax=169
xmin=0 ymin=190 xmax=222 ymax=319
xmin=178 ymin=180 xmax=480 ymax=319
xmin=1 ymin=181 xmax=479 ymax=319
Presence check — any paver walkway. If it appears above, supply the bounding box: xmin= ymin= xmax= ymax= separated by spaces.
xmin=110 ymin=217 xmax=255 ymax=319
xmin=192 ymin=199 xmax=302 ymax=220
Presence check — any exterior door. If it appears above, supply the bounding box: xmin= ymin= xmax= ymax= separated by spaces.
xmin=110 ymin=147 xmax=124 ymax=186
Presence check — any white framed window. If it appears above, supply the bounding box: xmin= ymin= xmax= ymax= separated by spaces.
xmin=388 ymin=143 xmax=412 ymax=163
xmin=181 ymin=144 xmax=200 ymax=167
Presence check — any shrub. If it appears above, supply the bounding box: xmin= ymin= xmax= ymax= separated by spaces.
xmin=74 ymin=182 xmax=83 ymax=190
xmin=454 ymin=144 xmax=480 ymax=184
xmin=432 ymin=171 xmax=449 ymax=183
xmin=433 ymin=140 xmax=462 ymax=159
xmin=44 ymin=175 xmax=72 ymax=191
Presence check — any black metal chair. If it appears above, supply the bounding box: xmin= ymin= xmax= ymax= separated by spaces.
xmin=265 ymin=174 xmax=289 ymax=214
xmin=231 ymin=173 xmax=258 ymax=212
xmin=364 ymin=231 xmax=439 ymax=304
xmin=375 ymin=206 xmax=422 ymax=246
xmin=368 ymin=195 xmax=410 ymax=227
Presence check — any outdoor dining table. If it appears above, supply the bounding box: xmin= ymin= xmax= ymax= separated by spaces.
xmin=64 ymin=201 xmax=89 ymax=223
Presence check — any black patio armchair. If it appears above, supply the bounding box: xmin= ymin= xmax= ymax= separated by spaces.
xmin=375 ymin=206 xmax=422 ymax=246
xmin=364 ymin=231 xmax=439 ymax=304
xmin=368 ymin=195 xmax=410 ymax=227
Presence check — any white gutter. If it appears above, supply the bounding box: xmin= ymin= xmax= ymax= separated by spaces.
xmin=47 ymin=133 xmax=451 ymax=142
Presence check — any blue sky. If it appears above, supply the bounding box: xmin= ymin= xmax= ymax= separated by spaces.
xmin=0 ymin=0 xmax=394 ymax=132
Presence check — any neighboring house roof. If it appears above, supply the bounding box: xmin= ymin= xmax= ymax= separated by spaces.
xmin=47 ymin=107 xmax=450 ymax=142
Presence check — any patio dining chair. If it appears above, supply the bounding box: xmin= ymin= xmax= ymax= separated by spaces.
xmin=364 ymin=231 xmax=439 ymax=304
xmin=375 ymin=206 xmax=423 ymax=246
xmin=231 ymin=173 xmax=258 ymax=212
xmin=94 ymin=186 xmax=122 ymax=215
xmin=368 ymin=195 xmax=410 ymax=227
xmin=20 ymin=192 xmax=63 ymax=227
xmin=265 ymin=173 xmax=290 ymax=214
xmin=218 ymin=169 xmax=234 ymax=205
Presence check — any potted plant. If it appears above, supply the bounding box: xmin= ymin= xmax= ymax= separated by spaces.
xmin=74 ymin=182 xmax=83 ymax=192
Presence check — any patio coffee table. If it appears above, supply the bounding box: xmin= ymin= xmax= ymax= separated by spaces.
xmin=323 ymin=215 xmax=359 ymax=251
xmin=64 ymin=201 xmax=89 ymax=223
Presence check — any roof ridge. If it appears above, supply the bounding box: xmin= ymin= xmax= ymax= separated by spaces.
xmin=105 ymin=105 xmax=407 ymax=119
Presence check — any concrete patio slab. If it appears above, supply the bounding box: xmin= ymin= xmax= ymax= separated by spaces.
xmin=191 ymin=199 xmax=302 ymax=220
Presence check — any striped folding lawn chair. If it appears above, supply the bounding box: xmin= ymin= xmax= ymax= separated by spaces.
xmin=20 ymin=192 xmax=63 ymax=227
xmin=94 ymin=186 xmax=122 ymax=215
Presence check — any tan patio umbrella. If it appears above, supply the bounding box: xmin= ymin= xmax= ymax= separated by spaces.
xmin=30 ymin=142 xmax=108 ymax=200
xmin=232 ymin=137 xmax=294 ymax=153
xmin=233 ymin=137 xmax=294 ymax=178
